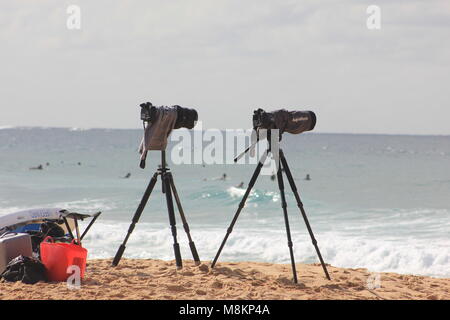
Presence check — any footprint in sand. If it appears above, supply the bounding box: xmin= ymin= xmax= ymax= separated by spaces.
xmin=276 ymin=277 xmax=307 ymax=288
xmin=251 ymin=280 xmax=264 ymax=286
xmin=321 ymin=284 xmax=341 ymax=290
xmin=136 ymin=272 xmax=151 ymax=277
xmin=166 ymin=285 xmax=189 ymax=292
xmin=196 ymin=289 xmax=207 ymax=295
xmin=211 ymin=280 xmax=224 ymax=289
xmin=198 ymin=264 xmax=209 ymax=273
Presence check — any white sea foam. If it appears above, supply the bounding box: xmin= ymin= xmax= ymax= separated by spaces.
xmin=227 ymin=186 xmax=248 ymax=198
xmin=0 ymin=199 xmax=115 ymax=217
xmin=69 ymin=127 xmax=90 ymax=131
xmin=0 ymin=206 xmax=25 ymax=216
xmin=81 ymin=220 xmax=450 ymax=278
xmin=50 ymin=198 xmax=117 ymax=212
xmin=227 ymin=187 xmax=279 ymax=202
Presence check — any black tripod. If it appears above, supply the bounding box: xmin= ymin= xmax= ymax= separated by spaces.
xmin=211 ymin=131 xmax=330 ymax=283
xmin=112 ymin=151 xmax=200 ymax=268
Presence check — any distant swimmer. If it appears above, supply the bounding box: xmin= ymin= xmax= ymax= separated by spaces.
xmin=236 ymin=182 xmax=244 ymax=188
xmin=77 ymin=162 xmax=82 ymax=166
xmin=46 ymin=162 xmax=50 ymax=166
xmin=123 ymin=173 xmax=131 ymax=179
xmin=220 ymin=173 xmax=227 ymax=181
xmin=270 ymin=173 xmax=276 ymax=181
xmin=305 ymin=174 xmax=311 ymax=181
xmin=30 ymin=164 xmax=43 ymax=170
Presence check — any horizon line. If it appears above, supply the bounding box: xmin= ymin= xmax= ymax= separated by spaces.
xmin=1 ymin=125 xmax=449 ymax=137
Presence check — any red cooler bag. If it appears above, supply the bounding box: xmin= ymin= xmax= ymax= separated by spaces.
xmin=40 ymin=236 xmax=87 ymax=282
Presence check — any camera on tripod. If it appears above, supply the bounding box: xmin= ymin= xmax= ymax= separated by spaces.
xmin=234 ymin=108 xmax=317 ymax=163
xmin=138 ymin=102 xmax=199 ymax=169
xmin=252 ymin=108 xmax=316 ymax=135
xmin=213 ymin=108 xmax=330 ymax=284
xmin=140 ymin=102 xmax=198 ymax=129
xmin=112 ymin=101 xmax=201 ymax=269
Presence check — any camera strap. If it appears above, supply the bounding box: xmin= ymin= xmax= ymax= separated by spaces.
xmin=140 ymin=121 xmax=148 ymax=169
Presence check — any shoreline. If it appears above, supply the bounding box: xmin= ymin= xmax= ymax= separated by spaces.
xmin=1 ymin=259 xmax=449 ymax=300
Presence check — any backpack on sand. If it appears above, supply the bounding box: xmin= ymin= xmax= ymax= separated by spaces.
xmin=0 ymin=255 xmax=47 ymax=284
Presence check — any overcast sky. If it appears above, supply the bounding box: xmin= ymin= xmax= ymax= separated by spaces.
xmin=1 ymin=0 xmax=449 ymax=135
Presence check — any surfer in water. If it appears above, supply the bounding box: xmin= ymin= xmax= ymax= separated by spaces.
xmin=220 ymin=173 xmax=227 ymax=181
xmin=30 ymin=164 xmax=43 ymax=170
xmin=305 ymin=174 xmax=311 ymax=181
xmin=123 ymin=173 xmax=131 ymax=179
xmin=236 ymin=182 xmax=244 ymax=188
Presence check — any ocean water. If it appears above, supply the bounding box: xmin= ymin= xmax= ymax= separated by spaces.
xmin=0 ymin=127 xmax=449 ymax=278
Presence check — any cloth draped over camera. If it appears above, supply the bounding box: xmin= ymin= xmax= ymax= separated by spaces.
xmin=139 ymin=106 xmax=178 ymax=157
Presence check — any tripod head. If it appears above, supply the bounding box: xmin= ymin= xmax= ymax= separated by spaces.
xmin=233 ymin=128 xmax=281 ymax=163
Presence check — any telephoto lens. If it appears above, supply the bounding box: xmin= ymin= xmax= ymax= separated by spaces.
xmin=282 ymin=110 xmax=316 ymax=134
xmin=253 ymin=108 xmax=316 ymax=134
xmin=173 ymin=105 xmax=198 ymax=129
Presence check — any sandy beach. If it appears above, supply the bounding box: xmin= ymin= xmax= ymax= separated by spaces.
xmin=0 ymin=259 xmax=448 ymax=300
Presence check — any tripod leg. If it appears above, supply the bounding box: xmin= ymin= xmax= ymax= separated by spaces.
xmin=162 ymin=172 xmax=183 ymax=269
xmin=168 ymin=173 xmax=201 ymax=265
xmin=211 ymin=151 xmax=268 ymax=268
xmin=112 ymin=172 xmax=158 ymax=266
xmin=280 ymin=150 xmax=331 ymax=280
xmin=276 ymin=162 xmax=298 ymax=284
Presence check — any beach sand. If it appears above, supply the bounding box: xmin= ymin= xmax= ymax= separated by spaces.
xmin=0 ymin=259 xmax=448 ymax=300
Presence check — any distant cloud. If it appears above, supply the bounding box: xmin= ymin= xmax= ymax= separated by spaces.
xmin=0 ymin=0 xmax=449 ymax=134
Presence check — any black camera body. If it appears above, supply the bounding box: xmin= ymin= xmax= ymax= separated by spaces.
xmin=253 ymin=108 xmax=316 ymax=134
xmin=140 ymin=102 xmax=157 ymax=122
xmin=140 ymin=102 xmax=198 ymax=129
xmin=253 ymin=108 xmax=276 ymax=130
